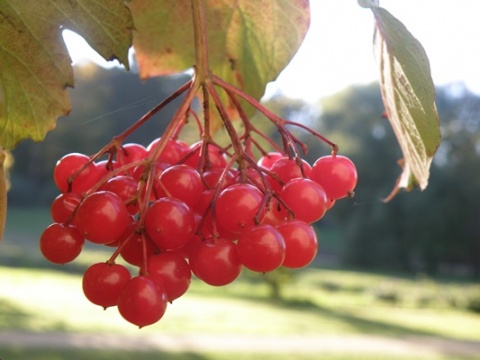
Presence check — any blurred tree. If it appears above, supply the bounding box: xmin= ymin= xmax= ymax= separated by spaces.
xmin=9 ymin=63 xmax=190 ymax=205
xmin=321 ymin=83 xmax=480 ymax=278
xmin=267 ymin=83 xmax=480 ymax=278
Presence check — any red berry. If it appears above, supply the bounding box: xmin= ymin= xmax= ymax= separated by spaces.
xmin=237 ymin=225 xmax=286 ymax=272
xmin=117 ymin=225 xmax=156 ymax=266
xmin=40 ymin=223 xmax=84 ymax=264
xmin=215 ymin=184 xmax=263 ymax=234
xmin=189 ymin=239 xmax=242 ymax=286
xmin=156 ymin=164 xmax=205 ymax=207
xmin=117 ymin=143 xmax=148 ymax=166
xmin=184 ymin=141 xmax=227 ymax=169
xmin=147 ymin=138 xmax=189 ymax=165
xmin=117 ymin=276 xmax=168 ymax=328
xmin=82 ymin=262 xmax=131 ymax=309
xmin=145 ymin=198 xmax=195 ymax=250
xmin=268 ymin=157 xmax=312 ymax=192
xmin=310 ymin=155 xmax=357 ymax=200
xmin=280 ymin=178 xmax=328 ymax=223
xmin=100 ymin=175 xmax=139 ymax=215
xmin=50 ymin=192 xmax=82 ymax=223
xmin=54 ymin=153 xmax=98 ymax=193
xmin=75 ymin=191 xmax=130 ymax=244
xmin=147 ymin=252 xmax=192 ymax=301
xmin=277 ymin=220 xmax=318 ymax=269
xmin=257 ymin=152 xmax=284 ymax=169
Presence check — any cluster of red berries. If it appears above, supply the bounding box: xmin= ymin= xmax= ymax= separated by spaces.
xmin=39 ymin=135 xmax=357 ymax=327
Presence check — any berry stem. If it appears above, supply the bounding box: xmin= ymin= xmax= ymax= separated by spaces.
xmin=191 ymin=0 xmax=210 ymax=84
xmin=0 ymin=146 xmax=6 ymax=241
xmin=213 ymin=75 xmax=338 ymax=153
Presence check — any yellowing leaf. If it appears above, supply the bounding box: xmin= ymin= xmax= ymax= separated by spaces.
xmin=370 ymin=6 xmax=441 ymax=195
xmin=128 ymin=0 xmax=310 ymax=125
xmin=0 ymin=0 xmax=133 ymax=149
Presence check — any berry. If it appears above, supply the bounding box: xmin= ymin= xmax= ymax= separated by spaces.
xmin=215 ymin=183 xmax=264 ymax=233
xmin=42 ymin=74 xmax=358 ymax=328
xmin=54 ymin=153 xmax=99 ymax=193
xmin=50 ymin=192 xmax=82 ymax=223
xmin=155 ymin=164 xmax=205 ymax=207
xmin=237 ymin=224 xmax=286 ymax=273
xmin=117 ymin=275 xmax=168 ymax=328
xmin=189 ymin=239 xmax=242 ymax=286
xmin=40 ymin=223 xmax=84 ymax=264
xmin=310 ymin=155 xmax=357 ymax=200
xmin=82 ymin=262 xmax=131 ymax=309
xmin=280 ymin=178 xmax=328 ymax=223
xmin=75 ymin=191 xmax=131 ymax=244
xmin=277 ymin=220 xmax=318 ymax=269
xmin=145 ymin=197 xmax=195 ymax=250
xmin=257 ymin=152 xmax=284 ymax=169
xmin=117 ymin=143 xmax=148 ymax=166
xmin=147 ymin=252 xmax=192 ymax=302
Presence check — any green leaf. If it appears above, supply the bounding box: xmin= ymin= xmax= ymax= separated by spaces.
xmin=0 ymin=0 xmax=133 ymax=149
xmin=128 ymin=0 xmax=310 ymax=122
xmin=369 ymin=6 xmax=441 ymax=195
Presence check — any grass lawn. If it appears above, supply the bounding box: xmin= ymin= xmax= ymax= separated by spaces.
xmin=2 ymin=348 xmax=479 ymax=360
xmin=1 ymin=265 xmax=479 ymax=339
xmin=1 ymin=207 xmax=480 ymax=359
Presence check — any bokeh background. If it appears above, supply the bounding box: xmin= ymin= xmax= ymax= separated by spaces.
xmin=1 ymin=1 xmax=480 ymax=359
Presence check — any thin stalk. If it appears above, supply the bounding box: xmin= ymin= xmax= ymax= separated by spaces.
xmin=213 ymin=75 xmax=338 ymax=153
xmin=191 ymin=0 xmax=210 ymax=83
xmin=0 ymin=146 xmax=6 ymax=241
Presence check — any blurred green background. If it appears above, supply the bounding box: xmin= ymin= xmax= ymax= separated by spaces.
xmin=1 ymin=64 xmax=479 ymax=359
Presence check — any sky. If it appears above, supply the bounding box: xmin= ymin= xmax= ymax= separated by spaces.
xmin=64 ymin=1 xmax=480 ymax=103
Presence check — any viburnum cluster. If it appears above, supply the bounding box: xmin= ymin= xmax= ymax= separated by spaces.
xmin=39 ymin=74 xmax=357 ymax=328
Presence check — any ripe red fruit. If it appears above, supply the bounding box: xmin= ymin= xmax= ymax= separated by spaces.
xmin=82 ymin=262 xmax=132 ymax=309
xmin=268 ymin=157 xmax=312 ymax=192
xmin=117 ymin=143 xmax=148 ymax=166
xmin=147 ymin=138 xmax=189 ymax=165
xmin=50 ymin=192 xmax=82 ymax=223
xmin=100 ymin=175 xmax=139 ymax=215
xmin=310 ymin=155 xmax=357 ymax=200
xmin=201 ymin=168 xmax=237 ymax=190
xmin=277 ymin=220 xmax=318 ymax=269
xmin=117 ymin=275 xmax=168 ymax=328
xmin=237 ymin=225 xmax=286 ymax=273
xmin=145 ymin=197 xmax=195 ymax=250
xmin=260 ymin=198 xmax=287 ymax=226
xmin=54 ymin=153 xmax=99 ymax=193
xmin=147 ymin=252 xmax=192 ymax=301
xmin=280 ymin=178 xmax=328 ymax=223
xmin=75 ymin=191 xmax=130 ymax=244
xmin=40 ymin=223 xmax=84 ymax=264
xmin=156 ymin=164 xmax=205 ymax=207
xmin=257 ymin=152 xmax=284 ymax=169
xmin=184 ymin=141 xmax=227 ymax=169
xmin=117 ymin=225 xmax=156 ymax=266
xmin=215 ymin=184 xmax=264 ymax=234
xmin=189 ymin=239 xmax=242 ymax=286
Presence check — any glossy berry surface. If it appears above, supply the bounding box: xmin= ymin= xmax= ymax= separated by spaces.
xmin=277 ymin=220 xmax=318 ymax=269
xmin=310 ymin=155 xmax=358 ymax=200
xmin=215 ymin=184 xmax=264 ymax=233
xmin=82 ymin=262 xmax=132 ymax=309
xmin=237 ymin=224 xmax=286 ymax=273
xmin=40 ymin=223 xmax=84 ymax=264
xmin=117 ymin=275 xmax=168 ymax=328
xmin=75 ymin=191 xmax=131 ymax=244
xmin=189 ymin=239 xmax=242 ymax=286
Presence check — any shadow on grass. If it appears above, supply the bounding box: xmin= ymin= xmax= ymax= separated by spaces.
xmin=0 ymin=347 xmax=209 ymax=360
xmin=0 ymin=298 xmax=69 ymax=333
xmin=0 ymin=299 xmax=32 ymax=330
xmin=192 ymin=281 xmax=457 ymax=341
